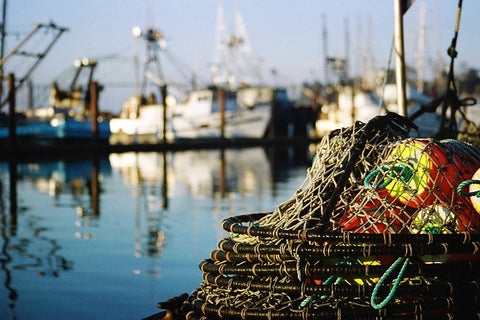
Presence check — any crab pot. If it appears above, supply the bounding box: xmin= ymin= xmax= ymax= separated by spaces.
xmin=158 ymin=114 xmax=480 ymax=319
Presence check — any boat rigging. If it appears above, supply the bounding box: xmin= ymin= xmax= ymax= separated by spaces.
xmin=0 ymin=22 xmax=69 ymax=108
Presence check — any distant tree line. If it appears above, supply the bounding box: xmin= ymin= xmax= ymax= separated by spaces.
xmin=457 ymin=66 xmax=480 ymax=95
xmin=296 ymin=63 xmax=480 ymax=109
xmin=413 ymin=64 xmax=480 ymax=98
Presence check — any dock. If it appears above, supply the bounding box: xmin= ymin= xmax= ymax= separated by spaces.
xmin=0 ymin=135 xmax=322 ymax=160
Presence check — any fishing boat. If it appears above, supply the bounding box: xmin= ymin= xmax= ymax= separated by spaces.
xmin=0 ymin=113 xmax=110 ymax=141
xmin=0 ymin=21 xmax=110 ymax=143
xmin=110 ymin=85 xmax=272 ymax=141
xmin=314 ymin=85 xmax=441 ymax=138
xmin=314 ymin=86 xmax=382 ymax=136
xmin=110 ymin=2 xmax=287 ymax=143
xmin=108 ymin=22 xmax=277 ymax=141
xmin=1 ymin=58 xmax=110 ymax=142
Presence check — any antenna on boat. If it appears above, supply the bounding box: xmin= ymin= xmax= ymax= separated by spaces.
xmin=132 ymin=25 xmax=166 ymax=99
xmin=133 ymin=26 xmax=141 ymax=97
xmin=211 ymin=0 xmax=262 ymax=90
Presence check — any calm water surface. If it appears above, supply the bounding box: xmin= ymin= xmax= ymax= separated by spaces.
xmin=0 ymin=146 xmax=312 ymax=320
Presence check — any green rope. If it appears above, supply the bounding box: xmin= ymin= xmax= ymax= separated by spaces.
xmin=457 ymin=179 xmax=480 ymax=197
xmin=364 ymin=164 xmax=413 ymax=189
xmin=424 ymin=226 xmax=441 ymax=234
xmin=319 ymin=275 xmax=336 ymax=300
xmin=299 ymin=294 xmax=317 ymax=308
xmin=317 ymin=258 xmax=356 ymax=300
xmin=370 ymin=257 xmax=410 ymax=309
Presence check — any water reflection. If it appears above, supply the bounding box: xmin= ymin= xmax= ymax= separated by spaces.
xmin=0 ymin=157 xmax=111 ymax=318
xmin=1 ymin=161 xmax=17 ymax=317
xmin=0 ymin=146 xmax=311 ymax=319
xmin=109 ymin=148 xmax=274 ymax=200
xmin=16 ymin=157 xmax=111 ymax=214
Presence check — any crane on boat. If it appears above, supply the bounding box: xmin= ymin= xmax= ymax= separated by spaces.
xmin=0 ymin=22 xmax=69 ymax=108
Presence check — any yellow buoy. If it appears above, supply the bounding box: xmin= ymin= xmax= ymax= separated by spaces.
xmin=468 ymin=168 xmax=480 ymax=214
xmin=383 ymin=140 xmax=448 ymax=208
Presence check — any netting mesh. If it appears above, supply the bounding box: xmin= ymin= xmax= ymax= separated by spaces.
xmin=176 ymin=114 xmax=480 ymax=319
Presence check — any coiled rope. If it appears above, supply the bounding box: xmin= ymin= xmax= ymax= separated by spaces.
xmin=458 ymin=180 xmax=480 ymax=197
xmin=371 ymin=257 xmax=410 ymax=309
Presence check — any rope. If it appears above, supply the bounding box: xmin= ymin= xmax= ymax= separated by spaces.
xmin=437 ymin=0 xmax=464 ymax=139
xmin=457 ymin=180 xmax=480 ymax=197
xmin=364 ymin=164 xmax=413 ymax=189
xmin=378 ymin=37 xmax=395 ymax=111
xmin=446 ymin=0 xmax=464 ymax=93
xmin=370 ymin=257 xmax=410 ymax=309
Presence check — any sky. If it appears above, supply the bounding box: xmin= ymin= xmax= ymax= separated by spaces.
xmin=4 ymin=0 xmax=480 ymax=113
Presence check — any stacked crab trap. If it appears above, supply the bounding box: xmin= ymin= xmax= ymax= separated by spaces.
xmin=172 ymin=114 xmax=480 ymax=319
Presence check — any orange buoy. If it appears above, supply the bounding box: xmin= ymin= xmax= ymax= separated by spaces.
xmin=364 ymin=139 xmax=480 ymax=232
xmin=338 ymin=207 xmax=407 ymax=234
xmin=344 ymin=182 xmax=413 ymax=233
xmin=382 ymin=139 xmax=458 ymax=208
xmin=366 ymin=139 xmax=479 ymax=210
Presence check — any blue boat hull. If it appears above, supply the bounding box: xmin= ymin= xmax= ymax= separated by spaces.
xmin=0 ymin=118 xmax=111 ymax=140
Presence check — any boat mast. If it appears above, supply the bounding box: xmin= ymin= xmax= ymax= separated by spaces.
xmin=133 ymin=28 xmax=141 ymax=97
xmin=344 ymin=18 xmax=350 ymax=81
xmin=132 ymin=26 xmax=165 ymax=98
xmin=234 ymin=1 xmax=261 ymax=87
xmin=212 ymin=0 xmax=261 ymax=90
xmin=393 ymin=0 xmax=408 ymax=116
xmin=416 ymin=3 xmax=426 ymax=94
xmin=0 ymin=0 xmax=6 ymax=101
xmin=365 ymin=16 xmax=376 ymax=90
xmin=212 ymin=0 xmax=227 ymax=87
xmin=322 ymin=14 xmax=329 ymax=85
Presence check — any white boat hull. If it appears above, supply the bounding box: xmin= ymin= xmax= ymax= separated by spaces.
xmin=171 ymin=104 xmax=271 ymax=139
xmin=110 ymin=102 xmax=271 ymax=140
xmin=315 ymin=87 xmax=441 ymax=138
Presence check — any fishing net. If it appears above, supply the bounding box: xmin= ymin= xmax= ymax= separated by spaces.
xmin=158 ymin=113 xmax=480 ymax=319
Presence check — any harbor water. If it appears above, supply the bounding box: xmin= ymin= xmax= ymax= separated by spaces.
xmin=0 ymin=146 xmax=312 ymax=320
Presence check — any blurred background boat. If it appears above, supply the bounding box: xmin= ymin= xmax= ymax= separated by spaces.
xmin=109 ymin=1 xmax=300 ymax=143
xmin=0 ymin=22 xmax=111 ymax=144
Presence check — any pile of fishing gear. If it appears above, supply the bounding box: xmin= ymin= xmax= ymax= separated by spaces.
xmin=137 ymin=0 xmax=480 ymax=317
xmin=150 ymin=112 xmax=480 ymax=320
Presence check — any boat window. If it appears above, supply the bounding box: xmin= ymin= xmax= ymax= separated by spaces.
xmin=226 ymin=92 xmax=236 ymax=100
xmin=274 ymin=90 xmax=288 ymax=101
xmin=212 ymin=102 xmax=218 ymax=113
